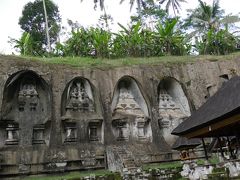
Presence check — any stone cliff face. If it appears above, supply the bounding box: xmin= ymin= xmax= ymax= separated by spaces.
xmin=0 ymin=55 xmax=239 ymax=175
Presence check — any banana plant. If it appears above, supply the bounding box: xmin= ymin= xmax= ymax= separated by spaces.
xmin=90 ymin=28 xmax=112 ymax=58
xmin=155 ymin=18 xmax=188 ymax=55
xmin=10 ymin=32 xmax=34 ymax=56
xmin=113 ymin=22 xmax=145 ymax=57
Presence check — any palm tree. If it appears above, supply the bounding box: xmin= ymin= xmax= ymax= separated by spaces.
xmin=185 ymin=0 xmax=240 ymax=35
xmin=84 ymin=0 xmax=105 ymax=10
xmin=84 ymin=0 xmax=154 ymax=15
xmin=120 ymin=0 xmax=158 ymax=25
xmin=159 ymin=0 xmax=186 ymax=16
xmin=120 ymin=0 xmax=154 ymax=14
xmin=185 ymin=0 xmax=223 ymax=32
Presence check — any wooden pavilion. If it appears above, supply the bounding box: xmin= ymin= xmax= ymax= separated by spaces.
xmin=172 ymin=76 xmax=240 ymax=159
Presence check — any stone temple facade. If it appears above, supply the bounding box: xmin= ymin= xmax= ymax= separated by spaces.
xmin=0 ymin=55 xmax=239 ymax=176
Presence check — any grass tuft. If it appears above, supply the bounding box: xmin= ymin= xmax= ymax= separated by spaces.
xmin=1 ymin=52 xmax=240 ymax=69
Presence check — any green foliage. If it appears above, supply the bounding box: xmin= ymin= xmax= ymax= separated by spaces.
xmin=61 ymin=27 xmax=93 ymax=57
xmin=54 ymin=18 xmax=190 ymax=58
xmin=184 ymin=0 xmax=240 ymax=37
xmin=183 ymin=0 xmax=240 ymax=55
xmin=113 ymin=22 xmax=145 ymax=57
xmin=155 ymin=18 xmax=190 ymax=55
xmin=9 ymin=32 xmax=34 ymax=56
xmin=90 ymin=28 xmax=112 ymax=58
xmin=55 ymin=27 xmax=111 ymax=58
xmin=19 ymin=0 xmax=61 ymax=55
xmin=130 ymin=1 xmax=167 ymax=30
xmin=8 ymin=52 xmax=240 ymax=70
xmin=185 ymin=0 xmax=224 ymax=32
xmin=13 ymin=0 xmax=239 ymax=58
xmin=195 ymin=28 xmax=238 ymax=55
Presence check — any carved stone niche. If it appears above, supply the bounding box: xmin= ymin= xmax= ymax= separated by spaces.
xmin=5 ymin=122 xmax=19 ymax=145
xmin=63 ymin=122 xmax=77 ymax=143
xmin=112 ymin=118 xmax=129 ymax=141
xmin=18 ymin=79 xmax=38 ymax=112
xmin=112 ymin=78 xmax=149 ymax=117
xmin=65 ymin=79 xmax=94 ymax=113
xmin=113 ymin=86 xmax=144 ymax=116
xmin=1 ymin=70 xmax=51 ymax=147
xmin=89 ymin=120 xmax=102 ymax=142
xmin=158 ymin=78 xmax=191 ymax=146
xmin=111 ymin=77 xmax=152 ymax=142
xmin=32 ymin=124 xmax=45 ymax=144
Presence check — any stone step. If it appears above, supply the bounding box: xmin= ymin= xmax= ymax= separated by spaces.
xmin=124 ymin=165 xmax=136 ymax=169
xmin=126 ymin=167 xmax=137 ymax=171
xmin=123 ymin=163 xmax=136 ymax=167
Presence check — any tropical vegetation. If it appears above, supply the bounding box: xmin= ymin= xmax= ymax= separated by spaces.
xmin=10 ymin=0 xmax=240 ymax=58
xmin=13 ymin=0 xmax=61 ymax=56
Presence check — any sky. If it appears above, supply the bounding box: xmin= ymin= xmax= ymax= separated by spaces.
xmin=0 ymin=0 xmax=239 ymax=54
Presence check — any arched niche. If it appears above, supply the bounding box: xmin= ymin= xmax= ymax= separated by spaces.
xmin=111 ymin=76 xmax=152 ymax=142
xmin=61 ymin=77 xmax=95 ymax=116
xmin=61 ymin=77 xmax=103 ymax=144
xmin=112 ymin=76 xmax=149 ymax=117
xmin=1 ymin=70 xmax=51 ymax=146
xmin=158 ymin=77 xmax=191 ymax=116
xmin=158 ymin=77 xmax=190 ymax=146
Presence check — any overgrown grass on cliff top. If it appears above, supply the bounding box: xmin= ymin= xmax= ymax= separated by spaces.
xmin=2 ymin=51 xmax=240 ymax=68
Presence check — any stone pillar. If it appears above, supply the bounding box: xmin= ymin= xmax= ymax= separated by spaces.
xmin=89 ymin=120 xmax=102 ymax=142
xmin=64 ymin=123 xmax=77 ymax=143
xmin=89 ymin=125 xmax=98 ymax=141
xmin=117 ymin=123 xmax=128 ymax=141
xmin=32 ymin=125 xmax=45 ymax=144
xmin=137 ymin=121 xmax=146 ymax=140
xmin=5 ymin=124 xmax=18 ymax=145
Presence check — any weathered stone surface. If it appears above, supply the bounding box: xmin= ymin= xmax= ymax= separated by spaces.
xmin=0 ymin=55 xmax=239 ymax=176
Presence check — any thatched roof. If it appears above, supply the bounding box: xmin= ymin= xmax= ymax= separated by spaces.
xmin=172 ymin=137 xmax=201 ymax=150
xmin=172 ymin=76 xmax=240 ymax=137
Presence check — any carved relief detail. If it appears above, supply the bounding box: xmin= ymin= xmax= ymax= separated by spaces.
xmin=158 ymin=91 xmax=188 ymax=145
xmin=66 ymin=82 xmax=94 ymax=112
xmin=18 ymin=82 xmax=38 ymax=112
xmin=112 ymin=80 xmax=152 ymax=142
xmin=114 ymin=87 xmax=144 ymax=116
xmin=64 ymin=123 xmax=77 ymax=143
xmin=112 ymin=119 xmax=129 ymax=141
xmin=5 ymin=124 xmax=19 ymax=145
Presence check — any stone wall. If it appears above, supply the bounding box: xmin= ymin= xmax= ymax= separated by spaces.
xmin=0 ymin=55 xmax=239 ymax=176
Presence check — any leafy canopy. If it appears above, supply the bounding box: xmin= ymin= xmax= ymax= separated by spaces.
xmin=19 ymin=0 xmax=61 ymax=55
